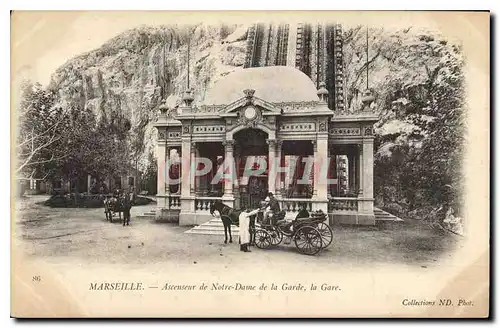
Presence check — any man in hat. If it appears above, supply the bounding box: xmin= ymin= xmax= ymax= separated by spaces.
xmin=267 ymin=192 xmax=281 ymax=222
xmin=238 ymin=207 xmax=261 ymax=252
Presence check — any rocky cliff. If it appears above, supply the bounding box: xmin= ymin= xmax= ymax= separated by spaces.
xmin=48 ymin=24 xmax=249 ymax=170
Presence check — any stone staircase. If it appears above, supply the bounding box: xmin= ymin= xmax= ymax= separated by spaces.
xmin=135 ymin=209 xmax=156 ymax=220
xmin=374 ymin=207 xmax=404 ymax=223
xmin=184 ymin=218 xmax=240 ymax=235
xmin=185 ymin=209 xmax=403 ymax=235
xmin=135 ymin=207 xmax=180 ymax=223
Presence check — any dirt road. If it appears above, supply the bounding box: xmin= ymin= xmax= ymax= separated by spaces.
xmin=12 ymin=195 xmax=467 ymax=317
xmin=14 ymin=195 xmax=461 ymax=268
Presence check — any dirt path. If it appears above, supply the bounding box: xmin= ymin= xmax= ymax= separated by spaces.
xmin=14 ymin=195 xmax=462 ymax=269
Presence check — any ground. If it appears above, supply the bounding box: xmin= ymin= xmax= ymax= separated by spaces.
xmin=14 ymin=195 xmax=463 ymax=268
xmin=12 ymin=195 xmax=471 ymax=317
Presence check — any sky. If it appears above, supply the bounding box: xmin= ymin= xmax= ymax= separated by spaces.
xmin=12 ymin=11 xmax=253 ymax=86
xmin=10 ymin=11 xmax=480 ymax=87
xmin=11 ymin=12 xmax=192 ymax=85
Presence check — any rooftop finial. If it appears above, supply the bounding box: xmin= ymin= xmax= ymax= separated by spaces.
xmin=317 ymin=81 xmax=328 ymax=103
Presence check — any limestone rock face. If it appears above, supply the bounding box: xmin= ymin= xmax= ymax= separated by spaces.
xmin=48 ymin=24 xmax=249 ymax=170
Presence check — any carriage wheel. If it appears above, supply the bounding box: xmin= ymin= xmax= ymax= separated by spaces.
xmin=254 ymin=229 xmax=272 ymax=249
xmin=267 ymin=227 xmax=283 ymax=246
xmin=316 ymin=222 xmax=333 ymax=248
xmin=294 ymin=226 xmax=323 ymax=255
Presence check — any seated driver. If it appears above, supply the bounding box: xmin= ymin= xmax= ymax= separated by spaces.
xmin=262 ymin=196 xmax=272 ymax=225
xmin=264 ymin=192 xmax=281 ymax=225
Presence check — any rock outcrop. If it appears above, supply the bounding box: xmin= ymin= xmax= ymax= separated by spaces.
xmin=48 ymin=24 xmax=249 ymax=170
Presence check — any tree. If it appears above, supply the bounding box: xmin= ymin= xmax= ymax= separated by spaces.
xmin=344 ymin=26 xmax=466 ymax=223
xmin=141 ymin=151 xmax=157 ymax=195
xmin=16 ymin=80 xmax=69 ymax=180
xmin=17 ymin=80 xmax=135 ymax=192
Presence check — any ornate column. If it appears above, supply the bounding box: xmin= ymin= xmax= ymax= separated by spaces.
xmin=179 ymin=133 xmax=195 ymax=224
xmin=311 ymin=140 xmax=318 ymax=197
xmin=164 ymin=146 xmax=170 ymax=196
xmin=210 ymin=155 xmax=218 ymax=194
xmin=327 ymin=145 xmax=332 ymax=197
xmin=222 ymin=140 xmax=234 ymax=200
xmin=199 ymin=147 xmax=209 ymax=196
xmin=357 ymin=144 xmax=363 ymax=197
xmin=361 ymin=139 xmax=374 ymax=211
xmin=312 ymin=137 xmax=329 ymax=214
xmin=233 ymin=143 xmax=241 ymax=208
xmin=190 ymin=142 xmax=197 ymax=195
xmin=266 ymin=139 xmax=276 ymax=195
xmin=155 ymin=129 xmax=168 ymax=215
xmin=315 ymin=137 xmax=329 ymax=201
xmin=347 ymin=152 xmax=355 ymax=194
xmin=275 ymin=140 xmax=283 ymax=197
xmin=156 ymin=135 xmax=166 ymax=197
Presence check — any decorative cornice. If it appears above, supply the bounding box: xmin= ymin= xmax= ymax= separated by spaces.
xmin=329 ymin=127 xmax=361 ymax=136
xmin=194 ymin=100 xmax=328 ymax=114
xmin=193 ymin=125 xmax=226 ymax=133
xmin=273 ymin=101 xmax=319 ymax=113
xmin=279 ymin=123 xmax=315 ymax=132
xmin=168 ymin=131 xmax=181 ymax=139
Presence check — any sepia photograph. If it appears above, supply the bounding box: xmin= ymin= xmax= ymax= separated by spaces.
xmin=10 ymin=10 xmax=490 ymax=318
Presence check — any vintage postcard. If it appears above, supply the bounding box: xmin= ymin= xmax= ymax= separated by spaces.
xmin=11 ymin=11 xmax=490 ymax=318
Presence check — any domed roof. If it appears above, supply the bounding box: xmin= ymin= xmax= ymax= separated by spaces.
xmin=203 ymin=66 xmax=320 ymax=105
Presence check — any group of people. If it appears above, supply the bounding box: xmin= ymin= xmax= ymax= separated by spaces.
xmin=237 ymin=192 xmax=281 ymax=252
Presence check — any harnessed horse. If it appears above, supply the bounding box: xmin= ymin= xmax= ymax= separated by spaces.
xmin=209 ymin=200 xmax=258 ymax=245
xmin=104 ymin=192 xmax=133 ymax=226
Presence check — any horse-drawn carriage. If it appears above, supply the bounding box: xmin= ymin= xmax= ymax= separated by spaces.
xmin=253 ymin=208 xmax=333 ymax=255
xmin=209 ymin=200 xmax=333 ymax=256
xmin=103 ymin=191 xmax=134 ymax=226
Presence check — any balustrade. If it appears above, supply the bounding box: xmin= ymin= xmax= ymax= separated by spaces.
xmin=168 ymin=195 xmax=181 ymax=209
xmin=328 ymin=197 xmax=358 ymax=212
xmin=195 ymin=197 xmax=222 ymax=212
xmin=279 ymin=198 xmax=313 ymax=213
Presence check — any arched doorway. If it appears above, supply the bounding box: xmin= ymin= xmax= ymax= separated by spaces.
xmin=233 ymin=128 xmax=269 ymax=209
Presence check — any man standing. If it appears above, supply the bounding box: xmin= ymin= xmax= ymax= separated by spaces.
xmin=239 ymin=208 xmax=260 ymax=252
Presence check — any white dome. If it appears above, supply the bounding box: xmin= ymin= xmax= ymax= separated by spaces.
xmin=204 ymin=66 xmax=320 ymax=105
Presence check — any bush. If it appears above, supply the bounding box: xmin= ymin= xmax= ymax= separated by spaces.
xmin=44 ymin=194 xmax=155 ymax=208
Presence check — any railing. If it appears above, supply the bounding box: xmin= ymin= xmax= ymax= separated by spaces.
xmin=165 ymin=194 xmax=181 ymax=210
xmin=195 ymin=197 xmax=223 ymax=212
xmin=279 ymin=198 xmax=314 ymax=213
xmin=328 ymin=197 xmax=358 ymax=212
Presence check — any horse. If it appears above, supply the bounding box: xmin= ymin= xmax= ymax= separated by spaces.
xmin=104 ymin=192 xmax=134 ymax=226
xmin=209 ymin=200 xmax=258 ymax=245
xmin=104 ymin=196 xmax=121 ymax=223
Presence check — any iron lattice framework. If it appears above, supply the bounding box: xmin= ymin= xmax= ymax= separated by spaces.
xmin=243 ymin=22 xmax=345 ymax=111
